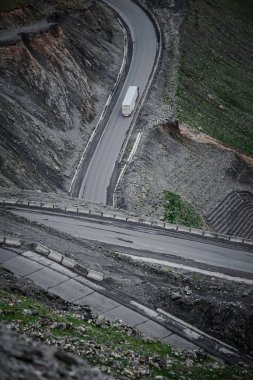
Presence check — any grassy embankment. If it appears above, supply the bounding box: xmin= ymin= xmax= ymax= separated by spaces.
xmin=172 ymin=0 xmax=253 ymax=155
xmin=1 ymin=289 xmax=253 ymax=379
xmin=163 ymin=191 xmax=203 ymax=228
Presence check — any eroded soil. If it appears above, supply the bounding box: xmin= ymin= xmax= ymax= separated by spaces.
xmin=0 ymin=0 xmax=123 ymax=192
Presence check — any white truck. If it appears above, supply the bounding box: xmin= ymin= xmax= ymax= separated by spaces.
xmin=121 ymin=86 xmax=139 ymax=116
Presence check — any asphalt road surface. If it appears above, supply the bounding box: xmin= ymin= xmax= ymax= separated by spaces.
xmin=11 ymin=208 xmax=253 ymax=276
xmin=77 ymin=0 xmax=157 ymax=203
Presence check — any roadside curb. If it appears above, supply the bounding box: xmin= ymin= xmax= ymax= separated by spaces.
xmin=0 ymin=235 xmax=22 ymax=247
xmin=34 ymin=243 xmax=104 ymax=282
xmin=0 ymin=236 xmax=104 ymax=282
xmin=1 ymin=198 xmax=253 ymax=248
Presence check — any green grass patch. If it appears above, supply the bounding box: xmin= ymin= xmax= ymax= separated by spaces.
xmin=0 ymin=289 xmax=252 ymax=379
xmin=170 ymin=0 xmax=253 ymax=154
xmin=163 ymin=191 xmax=203 ymax=228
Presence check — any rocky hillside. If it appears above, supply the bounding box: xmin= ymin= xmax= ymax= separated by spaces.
xmin=0 ymin=0 xmax=123 ymax=191
xmin=0 ymin=323 xmax=113 ymax=380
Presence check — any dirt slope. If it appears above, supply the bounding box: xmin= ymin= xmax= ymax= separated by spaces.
xmin=0 ymin=0 xmax=123 ymax=191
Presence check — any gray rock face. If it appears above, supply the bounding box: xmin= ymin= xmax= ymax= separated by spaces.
xmin=170 ymin=291 xmax=181 ymax=300
xmin=0 ymin=324 xmax=114 ymax=380
xmin=0 ymin=1 xmax=123 ymax=192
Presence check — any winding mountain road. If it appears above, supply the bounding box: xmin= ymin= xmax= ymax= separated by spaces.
xmin=2 ymin=1 xmax=252 ymax=284
xmin=74 ymin=0 xmax=158 ymax=203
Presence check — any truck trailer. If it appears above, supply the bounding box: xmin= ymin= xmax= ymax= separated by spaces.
xmin=121 ymin=86 xmax=139 ymax=117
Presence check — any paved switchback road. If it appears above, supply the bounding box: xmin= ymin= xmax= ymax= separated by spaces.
xmin=75 ymin=0 xmax=157 ymax=203
xmin=10 ymin=208 xmax=253 ymax=277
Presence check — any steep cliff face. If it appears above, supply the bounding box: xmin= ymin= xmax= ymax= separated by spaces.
xmin=0 ymin=1 xmax=123 ymax=191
